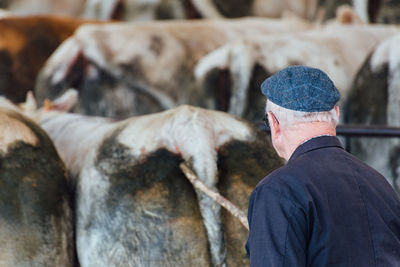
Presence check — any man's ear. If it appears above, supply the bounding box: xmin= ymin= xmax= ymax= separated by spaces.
xmin=334 ymin=106 xmax=340 ymax=120
xmin=268 ymin=111 xmax=280 ymax=136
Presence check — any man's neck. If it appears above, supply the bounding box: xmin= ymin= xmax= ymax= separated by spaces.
xmin=282 ymin=122 xmax=336 ymax=161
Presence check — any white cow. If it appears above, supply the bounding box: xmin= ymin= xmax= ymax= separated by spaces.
xmin=82 ymin=0 xmax=319 ymax=21
xmin=14 ymin=90 xmax=283 ymax=266
xmin=0 ymin=8 xmax=11 ymax=17
xmin=193 ymin=21 xmax=398 ymax=121
xmin=345 ymin=34 xmax=400 ymax=192
xmin=35 ymin=16 xmax=312 ymax=119
xmin=0 ymin=0 xmax=85 ymax=16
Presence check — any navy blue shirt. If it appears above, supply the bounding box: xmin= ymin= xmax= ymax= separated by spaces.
xmin=246 ymin=136 xmax=400 ymax=266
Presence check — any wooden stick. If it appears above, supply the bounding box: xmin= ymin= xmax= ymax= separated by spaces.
xmin=179 ymin=162 xmax=249 ymax=230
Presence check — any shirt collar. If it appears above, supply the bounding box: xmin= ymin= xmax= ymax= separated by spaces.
xmin=288 ymin=135 xmax=344 ymax=162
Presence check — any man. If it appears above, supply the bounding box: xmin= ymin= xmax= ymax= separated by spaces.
xmin=246 ymin=66 xmax=400 ymax=266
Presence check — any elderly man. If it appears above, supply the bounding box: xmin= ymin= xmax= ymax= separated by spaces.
xmin=246 ymin=66 xmax=400 ymax=266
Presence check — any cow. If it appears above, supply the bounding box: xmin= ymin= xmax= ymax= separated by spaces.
xmin=349 ymin=0 xmax=400 ymax=24
xmin=0 ymin=0 xmax=85 ymax=17
xmin=194 ymin=19 xmax=399 ymax=121
xmin=17 ymin=89 xmax=283 ymax=266
xmin=373 ymin=0 xmax=400 ymax=24
xmin=0 ymin=15 xmax=100 ymax=103
xmin=34 ymin=16 xmax=312 ymax=119
xmin=82 ymin=0 xmax=319 ymax=21
xmin=83 ymin=0 xmax=195 ymax=21
xmin=0 ymin=99 xmax=74 ymax=266
xmin=345 ymin=33 xmax=400 ymax=193
xmin=320 ymin=0 xmax=383 ymax=23
xmin=35 ymin=15 xmax=397 ymax=122
xmin=81 ymin=0 xmax=388 ymax=23
xmin=0 ymin=8 xmax=11 ymax=17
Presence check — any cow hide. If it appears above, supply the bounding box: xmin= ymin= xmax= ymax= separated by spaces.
xmin=0 ymin=0 xmax=85 ymax=16
xmin=82 ymin=0 xmax=319 ymax=21
xmin=25 ymin=99 xmax=283 ymax=266
xmin=0 ymin=15 xmax=99 ymax=103
xmin=345 ymin=34 xmax=400 ymax=192
xmin=34 ymin=17 xmax=312 ymax=119
xmin=0 ymin=104 xmax=74 ymax=266
xmin=195 ymin=22 xmax=399 ymax=121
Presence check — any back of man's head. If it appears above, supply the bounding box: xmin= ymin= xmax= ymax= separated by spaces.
xmin=261 ymin=66 xmax=341 ymax=129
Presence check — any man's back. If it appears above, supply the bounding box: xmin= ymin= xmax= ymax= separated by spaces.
xmin=247 ymin=136 xmax=400 ymax=266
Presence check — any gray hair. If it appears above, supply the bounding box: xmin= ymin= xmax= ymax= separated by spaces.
xmin=265 ymin=100 xmax=339 ymax=128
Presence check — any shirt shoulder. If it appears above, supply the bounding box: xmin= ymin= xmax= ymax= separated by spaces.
xmin=253 ymin=164 xmax=306 ymax=209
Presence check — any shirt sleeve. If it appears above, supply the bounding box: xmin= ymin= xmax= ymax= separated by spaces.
xmin=246 ymin=184 xmax=307 ymax=267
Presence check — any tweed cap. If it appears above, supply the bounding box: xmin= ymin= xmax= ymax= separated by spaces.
xmin=261 ymin=66 xmax=340 ymax=112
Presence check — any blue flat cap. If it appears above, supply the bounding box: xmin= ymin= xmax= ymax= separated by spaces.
xmin=261 ymin=66 xmax=340 ymax=112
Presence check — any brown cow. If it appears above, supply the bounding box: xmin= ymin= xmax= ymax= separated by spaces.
xmin=0 ymin=15 xmax=99 ymax=103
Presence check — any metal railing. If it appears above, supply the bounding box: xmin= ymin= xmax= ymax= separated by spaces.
xmin=257 ymin=123 xmax=400 ymax=138
xmin=336 ymin=125 xmax=400 ymax=138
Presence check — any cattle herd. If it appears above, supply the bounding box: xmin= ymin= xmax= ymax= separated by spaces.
xmin=0 ymin=0 xmax=400 ymax=266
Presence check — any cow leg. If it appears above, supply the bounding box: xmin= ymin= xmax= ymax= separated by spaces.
xmin=226 ymin=42 xmax=254 ymax=117
xmin=194 ymin=42 xmax=254 ymax=117
xmin=123 ymin=79 xmax=176 ymax=110
xmin=35 ymin=38 xmax=86 ymax=103
xmin=83 ymin=0 xmax=122 ymax=20
xmin=352 ymin=0 xmax=369 ymax=22
xmin=190 ymin=0 xmax=224 ymax=18
xmin=184 ymin=155 xmax=226 ymax=266
xmin=368 ymin=0 xmax=382 ymax=22
xmin=389 ymin=146 xmax=400 ymax=193
xmin=194 ymin=188 xmax=226 ymax=267
xmin=386 ymin=35 xmax=400 ymax=128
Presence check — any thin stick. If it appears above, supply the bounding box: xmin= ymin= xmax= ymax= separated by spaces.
xmin=179 ymin=162 xmax=249 ymax=230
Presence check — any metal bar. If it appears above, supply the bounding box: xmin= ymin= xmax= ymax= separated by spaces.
xmin=256 ymin=123 xmax=400 ymax=138
xmin=336 ymin=125 xmax=400 ymax=137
